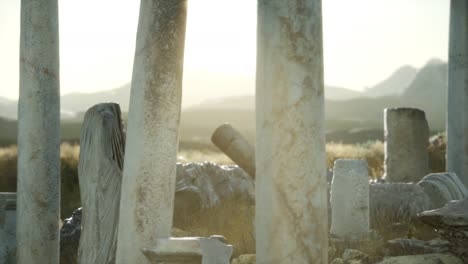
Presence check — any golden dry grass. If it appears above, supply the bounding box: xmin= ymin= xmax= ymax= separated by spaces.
xmin=0 ymin=139 xmax=446 ymax=258
xmin=326 ymin=141 xmax=384 ymax=179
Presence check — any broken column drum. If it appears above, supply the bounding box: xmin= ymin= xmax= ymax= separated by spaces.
xmin=330 ymin=159 xmax=370 ymax=239
xmin=0 ymin=193 xmax=16 ymax=263
xmin=115 ymin=1 xmax=188 ymax=263
xmin=383 ymin=108 xmax=429 ymax=183
xmin=447 ymin=0 xmax=468 ymax=187
xmin=256 ymin=0 xmax=328 ymax=263
xmin=211 ymin=123 xmax=255 ymax=178
xmin=78 ymin=104 xmax=125 ymax=264
xmin=16 ymin=0 xmax=61 ymax=263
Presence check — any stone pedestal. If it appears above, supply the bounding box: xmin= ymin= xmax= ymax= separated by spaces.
xmin=78 ymin=104 xmax=125 ymax=264
xmin=0 ymin=193 xmax=16 ymax=264
xmin=447 ymin=0 xmax=468 ymax=187
xmin=256 ymin=0 xmax=328 ymax=263
xmin=142 ymin=236 xmax=233 ymax=264
xmin=211 ymin=124 xmax=255 ymax=178
xmin=330 ymin=159 xmax=370 ymax=239
xmin=17 ymin=0 xmax=60 ymax=263
xmin=383 ymin=108 xmax=429 ymax=183
xmin=115 ymin=1 xmax=188 ymax=263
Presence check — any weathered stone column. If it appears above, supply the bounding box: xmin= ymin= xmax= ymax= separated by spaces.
xmin=383 ymin=108 xmax=429 ymax=183
xmin=78 ymin=104 xmax=125 ymax=264
xmin=115 ymin=1 xmax=188 ymax=263
xmin=17 ymin=0 xmax=60 ymax=263
xmin=211 ymin=123 xmax=255 ymax=178
xmin=256 ymin=1 xmax=328 ymax=263
xmin=330 ymin=159 xmax=370 ymax=239
xmin=447 ymin=0 xmax=468 ymax=187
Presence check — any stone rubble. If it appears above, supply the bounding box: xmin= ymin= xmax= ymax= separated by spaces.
xmin=418 ymin=197 xmax=468 ymax=262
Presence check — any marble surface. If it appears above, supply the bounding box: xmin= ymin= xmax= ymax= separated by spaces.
xmin=16 ymin=0 xmax=61 ymax=263
xmin=256 ymin=0 xmax=328 ymax=263
xmin=78 ymin=104 xmax=125 ymax=264
xmin=115 ymin=1 xmax=188 ymax=263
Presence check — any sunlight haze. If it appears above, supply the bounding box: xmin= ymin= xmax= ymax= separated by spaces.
xmin=0 ymin=0 xmax=449 ymax=107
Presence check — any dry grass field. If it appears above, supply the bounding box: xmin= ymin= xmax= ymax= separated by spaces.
xmin=0 ymin=136 xmax=446 ymax=257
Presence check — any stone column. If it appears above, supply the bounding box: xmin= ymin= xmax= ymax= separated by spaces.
xmin=330 ymin=159 xmax=370 ymax=239
xmin=115 ymin=1 xmax=188 ymax=263
xmin=17 ymin=0 xmax=60 ymax=263
xmin=256 ymin=1 xmax=328 ymax=263
xmin=383 ymin=108 xmax=429 ymax=183
xmin=447 ymin=0 xmax=468 ymax=187
xmin=211 ymin=123 xmax=255 ymax=178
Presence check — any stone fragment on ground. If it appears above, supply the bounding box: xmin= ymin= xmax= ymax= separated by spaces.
xmin=417 ymin=173 xmax=468 ymax=208
xmin=418 ymin=197 xmax=468 ymax=262
xmin=384 ymin=238 xmax=449 ymax=256
xmin=342 ymin=249 xmax=370 ymax=264
xmin=231 ymin=254 xmax=255 ymax=264
xmin=376 ymin=253 xmax=463 ymax=264
xmin=60 ymin=208 xmax=82 ymax=264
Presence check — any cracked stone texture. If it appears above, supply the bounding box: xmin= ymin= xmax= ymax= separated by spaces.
xmin=383 ymin=108 xmax=429 ymax=183
xmin=17 ymin=0 xmax=61 ymax=263
xmin=256 ymin=0 xmax=328 ymax=263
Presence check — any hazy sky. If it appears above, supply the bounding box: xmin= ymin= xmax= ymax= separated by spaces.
xmin=0 ymin=0 xmax=449 ymax=106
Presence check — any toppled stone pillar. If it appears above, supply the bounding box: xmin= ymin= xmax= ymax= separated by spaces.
xmin=115 ymin=1 xmax=188 ymax=263
xmin=0 ymin=193 xmax=16 ymax=263
xmin=78 ymin=104 xmax=125 ymax=264
xmin=417 ymin=172 xmax=468 ymax=209
xmin=17 ymin=0 xmax=60 ymax=263
xmin=256 ymin=1 xmax=328 ymax=263
xmin=447 ymin=0 xmax=468 ymax=187
xmin=330 ymin=159 xmax=370 ymax=239
xmin=142 ymin=236 xmax=233 ymax=264
xmin=383 ymin=108 xmax=429 ymax=183
xmin=211 ymin=124 xmax=255 ymax=178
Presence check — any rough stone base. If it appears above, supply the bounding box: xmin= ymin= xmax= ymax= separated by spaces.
xmin=329 ymin=232 xmax=385 ymax=263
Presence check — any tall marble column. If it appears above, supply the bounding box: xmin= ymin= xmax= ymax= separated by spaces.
xmin=17 ymin=0 xmax=60 ymax=263
xmin=115 ymin=1 xmax=188 ymax=263
xmin=447 ymin=0 xmax=468 ymax=187
xmin=256 ymin=1 xmax=328 ymax=263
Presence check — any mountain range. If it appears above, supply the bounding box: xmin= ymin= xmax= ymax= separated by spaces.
xmin=0 ymin=59 xmax=448 ymax=144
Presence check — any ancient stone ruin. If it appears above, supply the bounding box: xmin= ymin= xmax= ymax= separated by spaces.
xmin=383 ymin=107 xmax=429 ymax=183
xmin=7 ymin=0 xmax=468 ymax=263
xmin=330 ymin=159 xmax=370 ymax=240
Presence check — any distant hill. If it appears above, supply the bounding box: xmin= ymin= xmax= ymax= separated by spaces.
xmin=0 ymin=59 xmax=448 ymax=145
xmin=364 ymin=65 xmax=418 ymax=97
xmin=0 ymin=97 xmax=16 ymax=120
xmin=325 ymin=86 xmax=362 ymax=101
xmin=61 ymin=83 xmax=131 ymax=113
